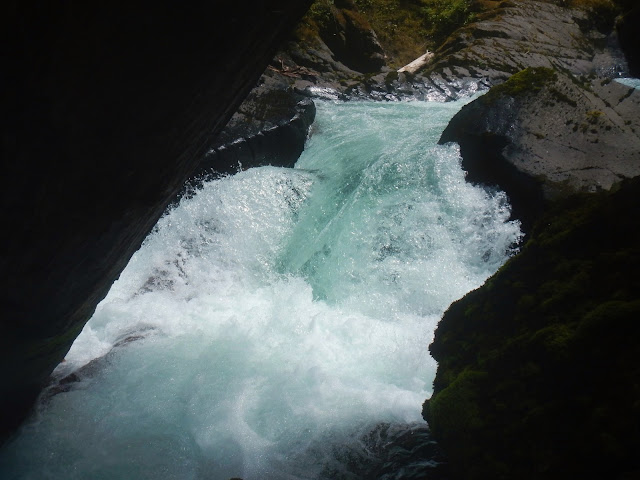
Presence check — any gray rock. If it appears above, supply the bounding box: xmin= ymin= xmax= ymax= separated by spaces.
xmin=349 ymin=0 xmax=631 ymax=102
xmin=425 ymin=1 xmax=627 ymax=85
xmin=440 ymin=68 xmax=640 ymax=230
xmin=183 ymin=71 xmax=316 ymax=192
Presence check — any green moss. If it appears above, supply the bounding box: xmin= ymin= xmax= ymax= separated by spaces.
xmin=426 ymin=177 xmax=640 ymax=477
xmin=586 ymin=109 xmax=604 ymax=123
xmin=425 ymin=369 xmax=488 ymax=435
xmin=307 ymin=0 xmax=335 ymax=30
xmin=483 ymin=67 xmax=557 ymax=104
xmin=531 ymin=323 xmax=574 ymax=357
xmin=577 ymin=299 xmax=640 ymax=338
xmin=421 ymin=0 xmax=480 ymax=45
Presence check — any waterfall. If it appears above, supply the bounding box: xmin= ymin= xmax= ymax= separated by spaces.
xmin=0 ymin=96 xmax=522 ymax=479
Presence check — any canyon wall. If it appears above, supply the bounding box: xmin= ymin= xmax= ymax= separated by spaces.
xmin=0 ymin=0 xmax=312 ymax=444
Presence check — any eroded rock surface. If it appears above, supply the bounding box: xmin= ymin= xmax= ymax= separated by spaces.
xmin=185 ymin=71 xmax=316 ymax=190
xmin=345 ymin=0 xmax=631 ymax=101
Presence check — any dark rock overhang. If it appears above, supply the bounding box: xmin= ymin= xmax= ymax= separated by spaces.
xmin=0 ymin=0 xmax=313 ymax=445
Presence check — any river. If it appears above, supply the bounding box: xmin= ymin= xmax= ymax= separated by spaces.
xmin=0 ymin=96 xmax=522 ymax=479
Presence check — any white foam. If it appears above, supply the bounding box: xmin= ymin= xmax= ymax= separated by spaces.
xmin=0 ymin=97 xmax=522 ymax=480
xmin=615 ymin=77 xmax=640 ymax=89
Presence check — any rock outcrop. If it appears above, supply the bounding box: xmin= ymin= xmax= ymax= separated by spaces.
xmin=0 ymin=0 xmax=312 ymax=444
xmin=179 ymin=0 xmax=388 ymax=192
xmin=431 ymin=0 xmax=639 ymax=232
xmin=343 ymin=0 xmax=633 ymax=101
xmin=184 ymin=70 xmax=316 ymax=190
xmin=440 ymin=67 xmax=640 ymax=230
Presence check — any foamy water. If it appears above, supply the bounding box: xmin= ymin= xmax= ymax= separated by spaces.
xmin=0 ymin=98 xmax=522 ymax=479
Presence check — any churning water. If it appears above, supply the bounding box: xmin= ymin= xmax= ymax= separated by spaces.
xmin=0 ymin=98 xmax=522 ymax=479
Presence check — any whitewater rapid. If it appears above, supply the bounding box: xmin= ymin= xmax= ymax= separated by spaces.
xmin=0 ymin=97 xmax=522 ymax=479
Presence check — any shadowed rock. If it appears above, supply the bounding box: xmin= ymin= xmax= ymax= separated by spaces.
xmin=424 ymin=177 xmax=640 ymax=479
xmin=0 ymin=0 xmax=312 ymax=444
xmin=192 ymin=71 xmax=317 ymax=183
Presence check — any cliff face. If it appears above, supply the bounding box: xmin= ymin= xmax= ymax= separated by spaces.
xmin=0 ymin=1 xmax=312 ymax=444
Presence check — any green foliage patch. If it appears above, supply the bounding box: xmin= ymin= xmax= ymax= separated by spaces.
xmin=420 ymin=0 xmax=478 ymax=44
xmin=351 ymin=0 xmax=485 ymax=66
xmin=483 ymin=67 xmax=558 ymax=103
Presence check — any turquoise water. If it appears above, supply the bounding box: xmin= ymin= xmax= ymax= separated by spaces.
xmin=0 ymin=98 xmax=522 ymax=479
xmin=615 ymin=77 xmax=640 ymax=89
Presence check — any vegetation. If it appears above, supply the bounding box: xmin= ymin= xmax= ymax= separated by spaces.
xmin=420 ymin=0 xmax=479 ymax=43
xmin=299 ymin=0 xmax=486 ymax=68
xmin=424 ymin=177 xmax=640 ymax=478
xmin=483 ymin=67 xmax=558 ymax=103
xmin=353 ymin=0 xmax=484 ymax=66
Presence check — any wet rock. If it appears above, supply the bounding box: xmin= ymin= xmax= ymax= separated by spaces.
xmin=364 ymin=423 xmax=450 ymax=480
xmin=184 ymin=70 xmax=317 ymax=191
xmin=440 ymin=67 xmax=640 ymax=230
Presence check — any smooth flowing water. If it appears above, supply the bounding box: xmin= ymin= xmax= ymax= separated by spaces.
xmin=0 ymin=98 xmax=522 ymax=479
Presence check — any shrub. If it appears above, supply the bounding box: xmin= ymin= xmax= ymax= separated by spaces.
xmin=421 ymin=0 xmax=477 ymax=44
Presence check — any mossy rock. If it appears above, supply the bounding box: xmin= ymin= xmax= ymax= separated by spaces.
xmin=426 ymin=177 xmax=640 ymax=478
xmin=483 ymin=67 xmax=557 ymax=103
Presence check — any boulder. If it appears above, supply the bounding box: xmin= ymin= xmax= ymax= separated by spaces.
xmin=440 ymin=67 xmax=640 ymax=230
